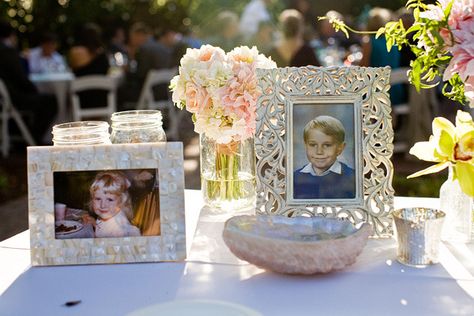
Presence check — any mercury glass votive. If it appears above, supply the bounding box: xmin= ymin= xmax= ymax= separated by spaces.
xmin=110 ymin=110 xmax=166 ymax=144
xmin=52 ymin=121 xmax=111 ymax=146
xmin=393 ymin=207 xmax=445 ymax=267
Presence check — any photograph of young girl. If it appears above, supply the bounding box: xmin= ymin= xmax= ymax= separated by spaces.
xmin=85 ymin=171 xmax=140 ymax=238
xmin=53 ymin=169 xmax=160 ymax=239
xmin=292 ymin=102 xmax=358 ymax=200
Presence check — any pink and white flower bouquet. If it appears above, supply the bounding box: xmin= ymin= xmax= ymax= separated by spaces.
xmin=170 ymin=45 xmax=276 ymax=144
xmin=170 ymin=45 xmax=276 ymax=208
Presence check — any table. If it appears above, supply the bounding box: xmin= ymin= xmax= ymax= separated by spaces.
xmin=1 ymin=191 xmax=473 ymax=315
xmin=29 ymin=72 xmax=75 ymax=123
xmin=30 ymin=71 xmax=124 ymax=125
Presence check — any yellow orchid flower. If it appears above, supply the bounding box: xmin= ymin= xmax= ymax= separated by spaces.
xmin=408 ymin=111 xmax=474 ymax=197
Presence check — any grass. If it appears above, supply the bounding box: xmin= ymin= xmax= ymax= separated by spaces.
xmin=392 ymin=173 xmax=446 ymax=197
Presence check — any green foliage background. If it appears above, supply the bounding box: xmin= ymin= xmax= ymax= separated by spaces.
xmin=1 ymin=0 xmax=411 ymax=49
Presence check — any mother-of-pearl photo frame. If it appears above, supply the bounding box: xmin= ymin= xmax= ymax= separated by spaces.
xmin=255 ymin=66 xmax=395 ymax=237
xmin=28 ymin=142 xmax=186 ymax=265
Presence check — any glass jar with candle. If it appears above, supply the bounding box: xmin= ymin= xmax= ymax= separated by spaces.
xmin=52 ymin=121 xmax=111 ymax=146
xmin=110 ymin=110 xmax=166 ymax=144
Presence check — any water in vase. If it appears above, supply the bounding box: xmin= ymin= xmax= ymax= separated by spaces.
xmin=202 ymin=171 xmax=256 ymax=211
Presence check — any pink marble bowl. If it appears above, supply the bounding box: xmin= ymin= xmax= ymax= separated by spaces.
xmin=223 ymin=215 xmax=371 ymax=274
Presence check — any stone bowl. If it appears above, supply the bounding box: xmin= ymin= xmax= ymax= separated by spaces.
xmin=223 ymin=215 xmax=371 ymax=274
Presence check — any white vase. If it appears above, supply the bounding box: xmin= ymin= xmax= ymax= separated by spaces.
xmin=439 ymin=167 xmax=473 ymax=242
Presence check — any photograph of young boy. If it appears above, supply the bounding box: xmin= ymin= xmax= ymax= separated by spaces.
xmin=293 ymin=115 xmax=356 ymax=199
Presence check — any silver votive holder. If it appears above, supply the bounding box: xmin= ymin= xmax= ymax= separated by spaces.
xmin=393 ymin=207 xmax=445 ymax=267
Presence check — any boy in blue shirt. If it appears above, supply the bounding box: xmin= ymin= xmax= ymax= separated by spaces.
xmin=294 ymin=115 xmax=355 ymax=199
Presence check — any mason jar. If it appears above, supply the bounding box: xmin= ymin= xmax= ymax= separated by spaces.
xmin=110 ymin=110 xmax=166 ymax=144
xmin=52 ymin=121 xmax=111 ymax=146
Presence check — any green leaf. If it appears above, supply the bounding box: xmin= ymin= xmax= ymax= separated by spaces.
xmin=341 ymin=27 xmax=349 ymax=38
xmin=443 ymin=0 xmax=454 ymax=21
xmin=411 ymin=60 xmax=422 ymax=91
xmin=455 ymin=162 xmax=474 ymax=197
xmin=407 ymin=24 xmax=421 ymax=33
xmin=407 ymin=161 xmax=450 ymax=178
xmin=413 ymin=7 xmax=420 ymax=19
xmin=177 ymin=101 xmax=186 ymax=110
xmin=432 ymin=31 xmax=444 ymax=46
xmin=420 ymin=81 xmax=440 ymax=89
xmin=376 ymin=27 xmax=385 ymax=38
xmin=386 ymin=37 xmax=394 ymax=51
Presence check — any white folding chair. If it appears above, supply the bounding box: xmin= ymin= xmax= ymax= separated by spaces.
xmin=136 ymin=68 xmax=181 ymax=139
xmin=70 ymin=75 xmax=118 ymax=121
xmin=0 ymin=78 xmax=35 ymax=157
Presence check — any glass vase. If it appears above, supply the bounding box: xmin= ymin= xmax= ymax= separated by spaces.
xmin=439 ymin=167 xmax=473 ymax=242
xmin=200 ymin=134 xmax=256 ymax=211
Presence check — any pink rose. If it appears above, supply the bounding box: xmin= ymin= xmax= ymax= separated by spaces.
xmin=185 ymin=82 xmax=211 ymax=114
xmin=218 ymin=61 xmax=260 ymax=127
xmin=196 ymin=45 xmax=226 ymax=65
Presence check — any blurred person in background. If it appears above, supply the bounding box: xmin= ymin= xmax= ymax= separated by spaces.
xmin=134 ymin=23 xmax=171 ymax=83
xmin=181 ymin=26 xmax=203 ymax=49
xmin=239 ymin=0 xmax=272 ymax=41
xmin=104 ymin=24 xmax=127 ymax=56
xmin=27 ymin=32 xmax=67 ymax=74
xmin=206 ymin=11 xmax=241 ymax=52
xmin=360 ymin=7 xmax=403 ymax=105
xmin=118 ymin=22 xmax=171 ymax=110
xmin=288 ymin=0 xmax=317 ymax=41
xmin=156 ymin=26 xmax=182 ymax=67
xmin=0 ymin=20 xmax=57 ymax=144
xmin=396 ymin=7 xmax=416 ymax=68
xmin=268 ymin=9 xmax=320 ymax=67
xmin=69 ymin=23 xmax=110 ymax=76
xmin=69 ymin=23 xmax=110 ymax=109
xmin=313 ymin=10 xmax=358 ymax=66
xmin=247 ymin=20 xmax=275 ymax=54
xmin=104 ymin=24 xmax=128 ymax=71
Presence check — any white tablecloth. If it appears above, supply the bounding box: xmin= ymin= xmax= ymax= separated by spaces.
xmin=0 ymin=190 xmax=473 ymax=316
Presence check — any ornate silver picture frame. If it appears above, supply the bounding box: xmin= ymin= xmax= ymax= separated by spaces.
xmin=255 ymin=66 xmax=395 ymax=237
xmin=28 ymin=142 xmax=186 ymax=265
